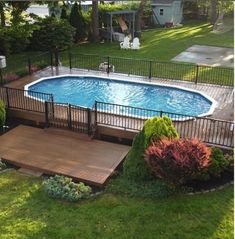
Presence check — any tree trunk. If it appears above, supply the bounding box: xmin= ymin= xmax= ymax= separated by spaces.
xmin=210 ymin=0 xmax=218 ymax=24
xmin=91 ymin=1 xmax=100 ymax=43
xmin=0 ymin=3 xmax=5 ymax=27
xmin=135 ymin=0 xmax=148 ymax=33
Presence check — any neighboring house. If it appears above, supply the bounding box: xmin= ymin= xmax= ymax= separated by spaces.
xmin=151 ymin=0 xmax=183 ymax=26
xmin=26 ymin=4 xmax=49 ymax=18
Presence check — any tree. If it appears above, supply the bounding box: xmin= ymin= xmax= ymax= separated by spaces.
xmin=210 ymin=0 xmax=218 ymax=24
xmin=91 ymin=0 xmax=100 ymax=42
xmin=9 ymin=1 xmax=31 ymax=25
xmin=135 ymin=0 xmax=148 ymax=35
xmin=60 ymin=7 xmax=68 ymax=20
xmin=31 ymin=17 xmax=75 ymax=52
xmin=69 ymin=2 xmax=86 ymax=41
xmin=0 ymin=2 xmax=6 ymax=27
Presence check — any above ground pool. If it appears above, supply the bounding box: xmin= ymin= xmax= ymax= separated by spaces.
xmin=25 ymin=75 xmax=216 ymax=117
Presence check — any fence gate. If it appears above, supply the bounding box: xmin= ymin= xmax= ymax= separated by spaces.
xmin=45 ymin=102 xmax=91 ymax=135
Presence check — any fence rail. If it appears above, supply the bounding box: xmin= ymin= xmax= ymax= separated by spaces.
xmin=69 ymin=53 xmax=234 ymax=87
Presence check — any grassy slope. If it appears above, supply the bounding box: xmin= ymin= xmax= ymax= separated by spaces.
xmin=0 ymin=170 xmax=233 ymax=239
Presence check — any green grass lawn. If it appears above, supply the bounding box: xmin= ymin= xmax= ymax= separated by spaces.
xmin=65 ymin=21 xmax=233 ymax=61
xmin=0 ymin=170 xmax=233 ymax=239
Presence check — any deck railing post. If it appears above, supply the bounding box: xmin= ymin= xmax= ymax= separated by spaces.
xmin=45 ymin=101 xmax=49 ymax=128
xmin=87 ymin=108 xmax=91 ymax=135
xmin=68 ymin=104 xmax=72 ymax=129
xmin=149 ymin=60 xmax=152 ymax=80
xmin=28 ymin=58 xmax=32 ymax=75
xmin=195 ymin=65 xmax=199 ymax=84
xmin=94 ymin=101 xmax=98 ymax=127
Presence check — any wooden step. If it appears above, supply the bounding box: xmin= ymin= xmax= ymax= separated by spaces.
xmin=18 ymin=167 xmax=43 ymax=177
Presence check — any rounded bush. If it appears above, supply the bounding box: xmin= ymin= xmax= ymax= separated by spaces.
xmin=43 ymin=175 xmax=92 ymax=202
xmin=145 ymin=138 xmax=211 ymax=186
xmin=123 ymin=116 xmax=178 ymax=181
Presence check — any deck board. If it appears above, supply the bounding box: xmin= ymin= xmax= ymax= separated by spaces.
xmin=0 ymin=125 xmax=130 ymax=186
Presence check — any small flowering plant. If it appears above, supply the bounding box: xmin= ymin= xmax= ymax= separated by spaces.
xmin=3 ymin=73 xmax=19 ymax=82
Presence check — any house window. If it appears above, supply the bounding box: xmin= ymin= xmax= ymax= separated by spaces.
xmin=160 ymin=9 xmax=164 ymax=16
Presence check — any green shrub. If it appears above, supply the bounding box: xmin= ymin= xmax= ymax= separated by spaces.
xmin=30 ymin=17 xmax=75 ymax=51
xmin=0 ymin=29 xmax=10 ymax=55
xmin=0 ymin=25 xmax=35 ymax=54
xmin=123 ymin=130 xmax=154 ymax=181
xmin=145 ymin=138 xmax=211 ymax=186
xmin=208 ymin=147 xmax=230 ymax=178
xmin=123 ymin=116 xmax=178 ymax=181
xmin=144 ymin=116 xmax=179 ymax=146
xmin=43 ymin=175 xmax=92 ymax=202
xmin=0 ymin=101 xmax=6 ymax=127
xmin=0 ymin=159 xmax=7 ymax=170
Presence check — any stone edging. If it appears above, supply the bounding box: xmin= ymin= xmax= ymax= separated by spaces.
xmin=186 ymin=181 xmax=234 ymax=196
xmin=0 ymin=168 xmax=14 ymax=174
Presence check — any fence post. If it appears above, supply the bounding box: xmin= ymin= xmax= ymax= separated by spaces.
xmin=50 ymin=51 xmax=53 ymax=67
xmin=69 ymin=52 xmax=72 ymax=69
xmin=0 ymin=69 xmax=3 ymax=85
xmin=55 ymin=49 xmax=59 ymax=67
xmin=94 ymin=101 xmax=97 ymax=127
xmin=149 ymin=60 xmax=152 ymax=79
xmin=107 ymin=56 xmax=110 ymax=74
xmin=5 ymin=87 xmax=10 ymax=108
xmin=195 ymin=65 xmax=199 ymax=84
xmin=28 ymin=58 xmax=32 ymax=75
xmin=68 ymin=104 xmax=72 ymax=129
xmin=87 ymin=108 xmax=91 ymax=135
xmin=160 ymin=110 xmax=163 ymax=117
xmin=45 ymin=101 xmax=49 ymax=128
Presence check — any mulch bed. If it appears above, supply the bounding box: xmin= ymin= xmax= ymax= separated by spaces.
xmin=185 ymin=169 xmax=234 ymax=192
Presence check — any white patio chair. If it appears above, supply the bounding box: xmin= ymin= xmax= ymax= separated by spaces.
xmin=131 ymin=37 xmax=140 ymax=50
xmin=120 ymin=36 xmax=130 ymax=49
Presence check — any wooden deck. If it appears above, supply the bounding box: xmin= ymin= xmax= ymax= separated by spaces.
xmin=0 ymin=125 xmax=130 ymax=187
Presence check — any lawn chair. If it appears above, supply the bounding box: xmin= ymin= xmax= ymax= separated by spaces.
xmin=131 ymin=37 xmax=140 ymax=50
xmin=120 ymin=36 xmax=130 ymax=49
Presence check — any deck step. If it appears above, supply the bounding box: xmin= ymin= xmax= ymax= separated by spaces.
xmin=18 ymin=167 xmax=43 ymax=177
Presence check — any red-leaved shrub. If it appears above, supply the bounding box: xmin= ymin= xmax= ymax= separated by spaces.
xmin=145 ymin=138 xmax=211 ymax=186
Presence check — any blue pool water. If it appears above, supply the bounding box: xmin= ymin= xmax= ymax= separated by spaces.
xmin=28 ymin=76 xmax=212 ymax=116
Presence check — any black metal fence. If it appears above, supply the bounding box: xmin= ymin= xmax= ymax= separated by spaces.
xmin=0 ymin=51 xmax=53 ymax=85
xmin=1 ymin=51 xmax=233 ymax=87
xmin=0 ymin=86 xmax=234 ymax=148
xmin=45 ymin=102 xmax=91 ymax=134
xmin=68 ymin=53 xmax=234 ymax=86
xmin=0 ymin=86 xmax=53 ymax=113
xmin=95 ymin=101 xmax=234 ymax=148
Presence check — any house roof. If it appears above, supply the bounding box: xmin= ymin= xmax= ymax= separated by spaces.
xmin=106 ymin=10 xmax=136 ymax=16
xmin=151 ymin=0 xmax=176 ymax=6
